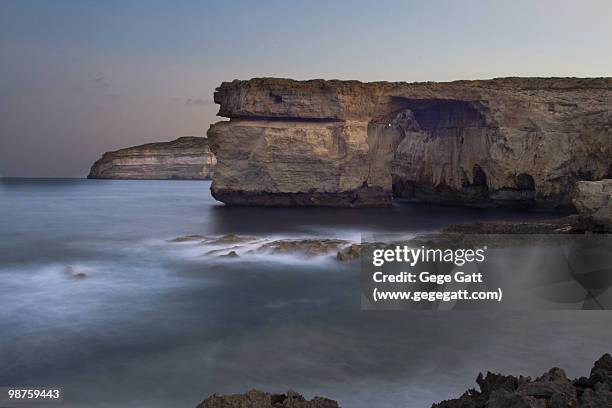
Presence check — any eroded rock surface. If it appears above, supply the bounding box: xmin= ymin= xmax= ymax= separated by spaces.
xmin=433 ymin=353 xmax=612 ymax=408
xmin=208 ymin=78 xmax=611 ymax=208
xmin=336 ymin=244 xmax=363 ymax=261
xmin=88 ymin=136 xmax=216 ymax=180
xmin=194 ymin=355 xmax=612 ymax=407
xmin=196 ymin=390 xmax=338 ymax=408
xmin=573 ymin=179 xmax=612 ymax=231
xmin=256 ymin=239 xmax=350 ymax=256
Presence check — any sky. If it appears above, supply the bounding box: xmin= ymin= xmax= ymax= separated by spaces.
xmin=0 ymin=0 xmax=611 ymax=177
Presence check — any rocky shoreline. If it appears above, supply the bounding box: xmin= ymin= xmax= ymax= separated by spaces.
xmin=433 ymin=353 xmax=612 ymax=408
xmin=88 ymin=136 xmax=216 ymax=180
xmin=195 ymin=354 xmax=612 ymax=407
xmin=447 ymin=179 xmax=612 ymax=233
xmin=170 ymin=234 xmax=359 ymax=260
xmin=443 ymin=215 xmax=584 ymax=234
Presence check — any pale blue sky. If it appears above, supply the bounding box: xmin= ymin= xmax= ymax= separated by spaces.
xmin=1 ymin=0 xmax=611 ymax=176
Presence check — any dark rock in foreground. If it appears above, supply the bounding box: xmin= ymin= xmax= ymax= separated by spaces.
xmin=88 ymin=136 xmax=216 ymax=180
xmin=196 ymin=390 xmax=338 ymax=408
xmin=195 ymin=355 xmax=612 ymax=408
xmin=433 ymin=353 xmax=612 ymax=408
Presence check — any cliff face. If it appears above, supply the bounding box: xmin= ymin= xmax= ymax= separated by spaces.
xmin=573 ymin=179 xmax=612 ymax=231
xmin=208 ymin=78 xmax=611 ymax=208
xmin=88 ymin=137 xmax=216 ymax=180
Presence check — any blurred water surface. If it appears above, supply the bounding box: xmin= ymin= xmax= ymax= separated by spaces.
xmin=0 ymin=179 xmax=609 ymax=408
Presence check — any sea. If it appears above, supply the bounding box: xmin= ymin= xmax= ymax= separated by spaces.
xmin=1 ymin=179 xmax=610 ymax=407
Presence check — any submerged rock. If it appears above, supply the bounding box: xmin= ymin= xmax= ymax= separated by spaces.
xmin=433 ymin=353 xmax=612 ymax=408
xmin=196 ymin=389 xmax=338 ymax=408
xmin=88 ymin=136 xmax=216 ymax=180
xmin=63 ymin=266 xmax=88 ymax=280
xmin=205 ymin=234 xmax=258 ymax=245
xmin=256 ymin=239 xmax=350 ymax=256
xmin=209 ymin=77 xmax=611 ymax=208
xmin=171 ymin=234 xmax=210 ymax=242
xmin=218 ymin=250 xmax=239 ymax=258
xmin=171 ymin=234 xmax=258 ymax=245
xmin=173 ymin=234 xmax=362 ymax=259
xmin=205 ymin=245 xmax=243 ymax=255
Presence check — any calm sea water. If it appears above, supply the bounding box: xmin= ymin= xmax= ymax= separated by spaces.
xmin=0 ymin=179 xmax=610 ymax=408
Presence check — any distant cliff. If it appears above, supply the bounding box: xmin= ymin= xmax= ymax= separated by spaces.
xmin=88 ymin=137 xmax=216 ymax=180
xmin=208 ymin=77 xmax=611 ymax=208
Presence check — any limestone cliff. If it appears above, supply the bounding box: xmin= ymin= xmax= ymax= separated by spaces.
xmin=88 ymin=137 xmax=216 ymax=180
xmin=573 ymin=179 xmax=612 ymax=231
xmin=208 ymin=78 xmax=611 ymax=208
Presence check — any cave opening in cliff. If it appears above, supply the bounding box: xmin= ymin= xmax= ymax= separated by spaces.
xmin=387 ymin=97 xmax=494 ymax=202
xmin=390 ymin=97 xmax=490 ymax=137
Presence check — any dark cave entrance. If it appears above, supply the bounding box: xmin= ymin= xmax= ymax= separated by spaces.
xmin=384 ymin=98 xmax=536 ymax=207
xmin=392 ymin=98 xmax=490 ymax=133
xmin=385 ymin=97 xmax=494 ymax=203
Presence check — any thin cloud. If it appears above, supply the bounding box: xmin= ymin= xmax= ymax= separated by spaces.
xmin=94 ymin=77 xmax=110 ymax=88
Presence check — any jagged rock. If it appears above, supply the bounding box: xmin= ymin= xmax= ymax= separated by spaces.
xmin=590 ymin=354 xmax=612 ymax=388
xmin=433 ymin=354 xmax=612 ymax=408
xmin=580 ymin=383 xmax=612 ymax=407
xmin=573 ymin=180 xmax=612 ymax=231
xmin=517 ymin=368 xmax=577 ymax=404
xmin=574 ymin=354 xmax=612 ymax=391
xmin=196 ymin=389 xmax=338 ymax=408
xmin=88 ymin=136 xmax=216 ymax=180
xmin=208 ymin=78 xmax=611 ymax=208
xmin=256 ymin=239 xmax=350 ymax=256
xmin=194 ymin=356 xmax=611 ymax=408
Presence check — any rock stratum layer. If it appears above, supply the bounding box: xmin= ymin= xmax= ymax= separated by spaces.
xmin=208 ymin=78 xmax=611 ymax=208
xmin=88 ymin=137 xmax=216 ymax=180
